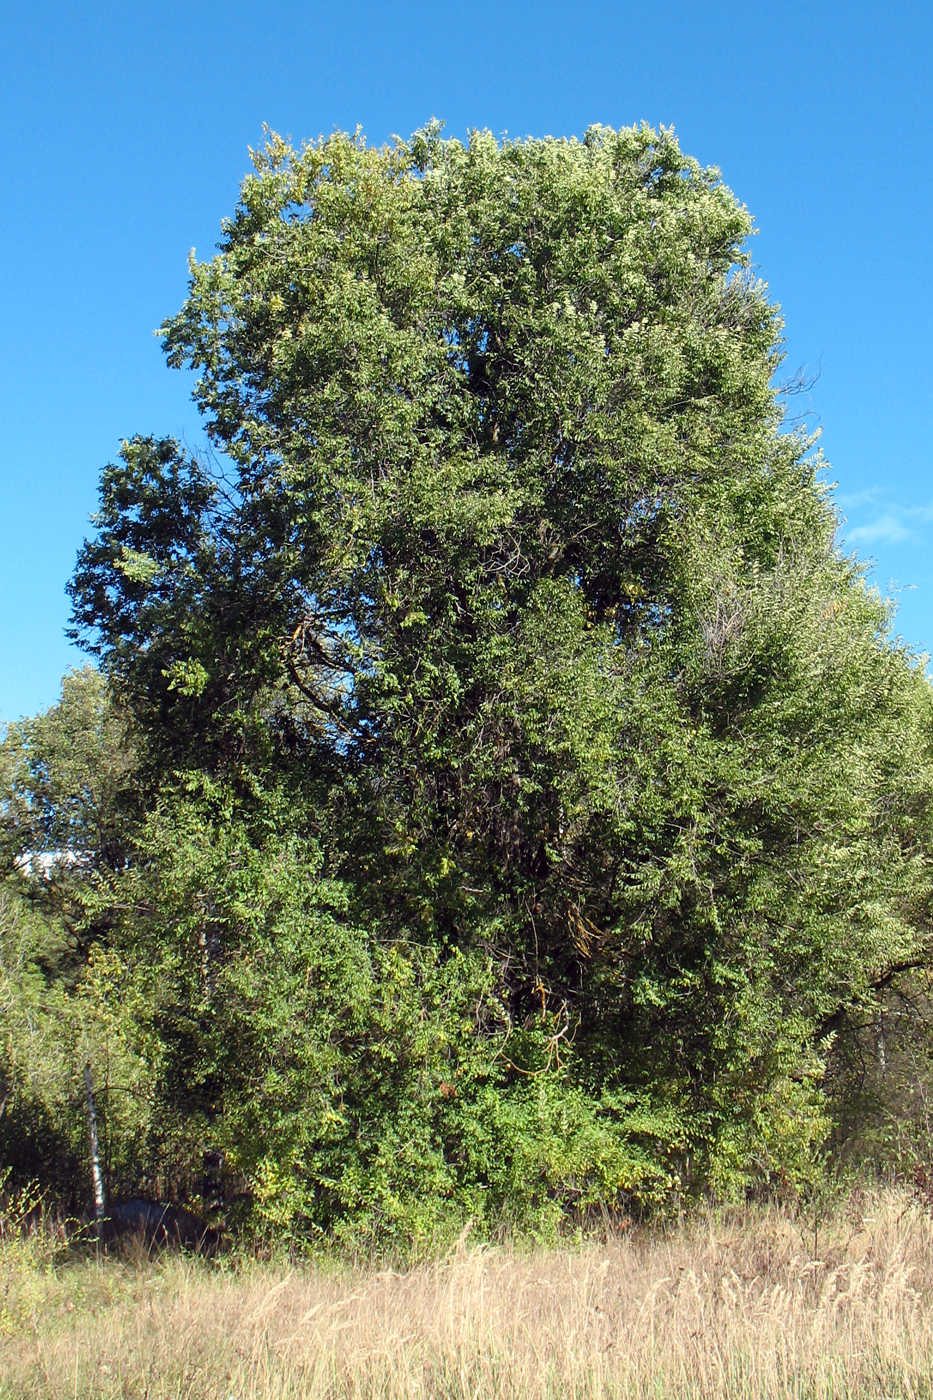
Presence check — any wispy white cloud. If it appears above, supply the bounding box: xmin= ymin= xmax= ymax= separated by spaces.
xmin=840 ymin=497 xmax=933 ymax=548
xmin=847 ymin=512 xmax=914 ymax=545
xmin=835 ymin=486 xmax=885 ymax=513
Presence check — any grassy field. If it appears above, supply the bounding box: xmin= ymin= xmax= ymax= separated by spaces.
xmin=3 ymin=1188 xmax=933 ymax=1399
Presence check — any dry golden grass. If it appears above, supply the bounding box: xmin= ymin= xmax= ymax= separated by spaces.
xmin=4 ymin=1188 xmax=933 ymax=1398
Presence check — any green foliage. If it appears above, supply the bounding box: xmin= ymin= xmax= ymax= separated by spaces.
xmin=0 ymin=886 xmax=79 ymax=1195
xmin=0 ymin=877 xmax=159 ymax=1205
xmin=11 ymin=121 xmax=928 ymax=1235
xmin=0 ymin=667 xmax=136 ymax=874
xmin=101 ymin=779 xmax=678 ymax=1245
xmin=0 ymin=673 xmax=152 ymax=1202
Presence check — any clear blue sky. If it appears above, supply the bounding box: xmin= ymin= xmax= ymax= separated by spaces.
xmin=2 ymin=0 xmax=930 ymax=723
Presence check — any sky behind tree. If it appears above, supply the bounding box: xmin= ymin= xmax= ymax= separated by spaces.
xmin=2 ymin=0 xmax=930 ymax=723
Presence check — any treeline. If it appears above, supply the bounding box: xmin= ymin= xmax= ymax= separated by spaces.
xmin=3 ymin=124 xmax=933 ymax=1246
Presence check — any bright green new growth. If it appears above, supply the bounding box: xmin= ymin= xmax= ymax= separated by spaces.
xmin=10 ymin=124 xmax=931 ymax=1237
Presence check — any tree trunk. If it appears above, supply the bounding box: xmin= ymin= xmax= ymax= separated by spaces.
xmin=83 ymin=1063 xmax=106 ymax=1242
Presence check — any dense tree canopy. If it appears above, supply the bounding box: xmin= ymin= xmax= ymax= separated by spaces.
xmin=12 ymin=123 xmax=931 ymax=1235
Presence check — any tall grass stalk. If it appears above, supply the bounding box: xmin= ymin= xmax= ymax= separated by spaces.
xmin=3 ymin=1188 xmax=933 ymax=1398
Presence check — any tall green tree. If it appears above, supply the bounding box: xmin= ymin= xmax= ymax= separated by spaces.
xmin=1 ymin=667 xmax=136 ymax=872
xmin=68 ymin=125 xmax=933 ymax=1206
xmin=0 ymin=666 xmax=138 ymax=953
xmin=0 ymin=674 xmax=157 ymax=1204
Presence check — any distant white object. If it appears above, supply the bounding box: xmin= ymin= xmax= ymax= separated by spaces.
xmin=14 ymin=849 xmax=87 ymax=879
